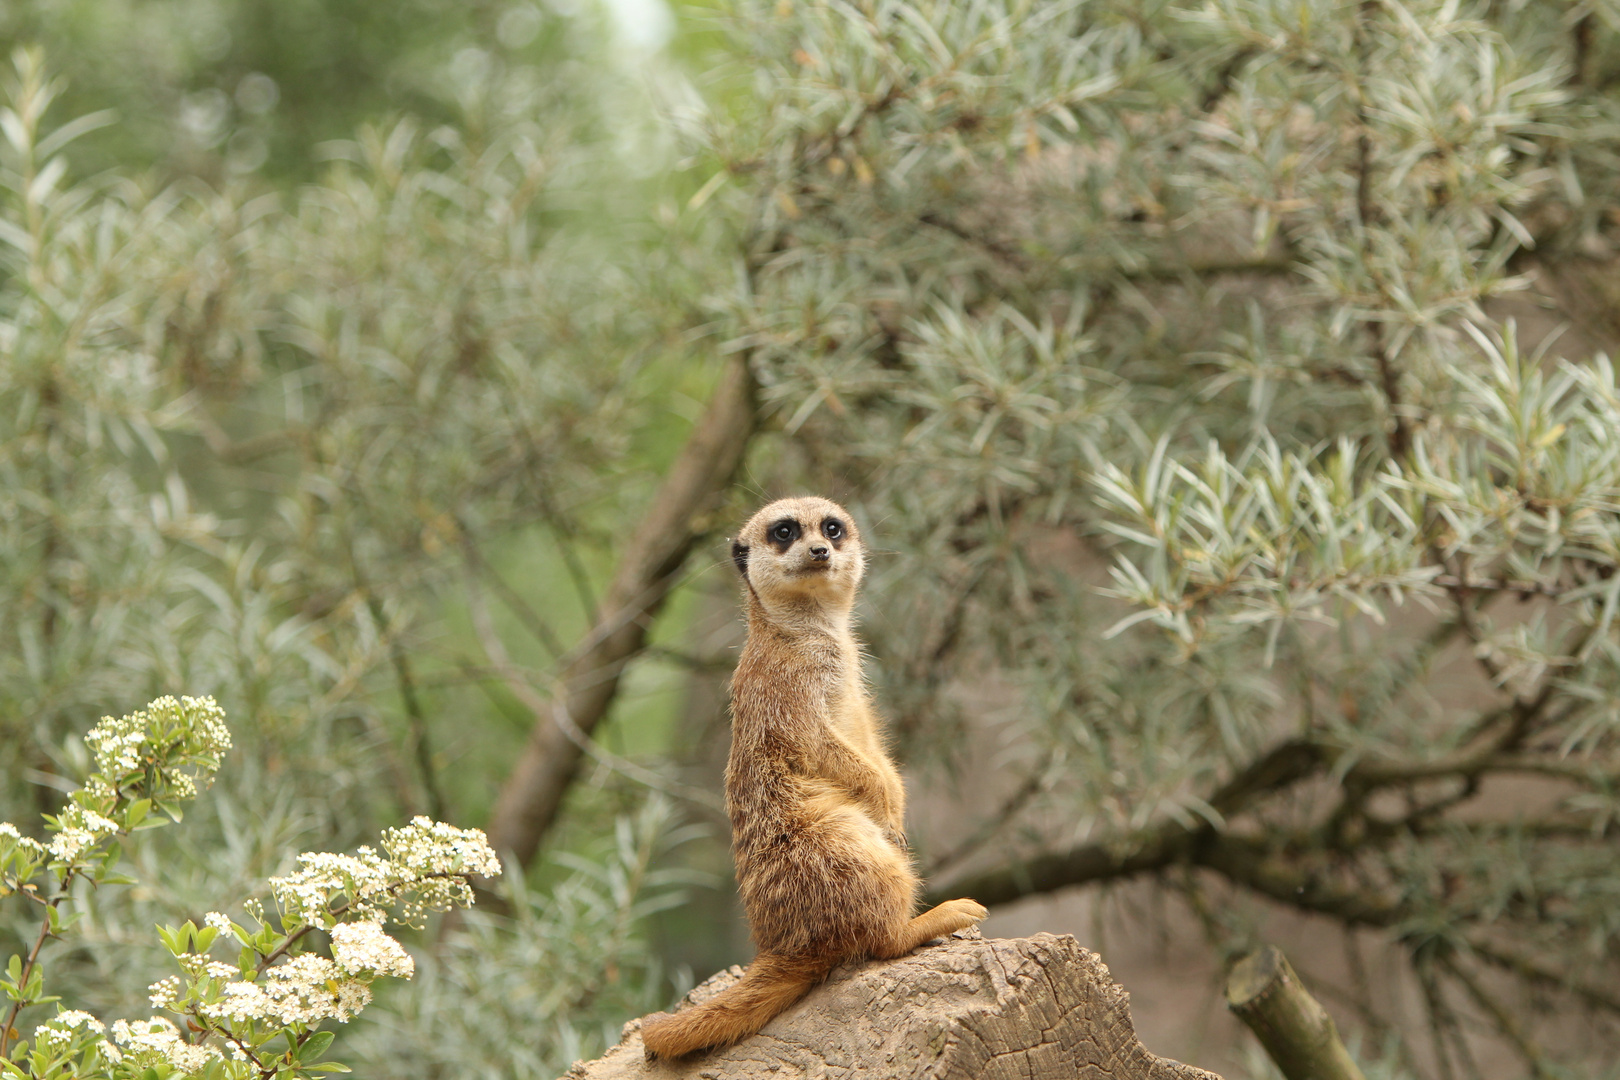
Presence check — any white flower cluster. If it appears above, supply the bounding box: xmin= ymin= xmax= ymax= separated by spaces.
xmin=169 ymin=696 xmax=233 ymax=757
xmin=383 ymin=816 xmax=502 ymax=878
xmin=84 ymin=695 xmax=232 ymax=787
xmin=148 ymin=975 xmax=183 ymax=1009
xmin=0 ymin=821 xmax=45 ymax=855
xmin=271 ymin=848 xmax=392 ymax=926
xmin=176 ymin=952 xmax=241 ymax=983
xmin=204 ymin=911 xmax=235 ymax=936
xmin=380 ymin=817 xmax=502 ymax=924
xmin=270 ymin=818 xmax=499 ymax=928
xmin=331 ymin=920 xmax=415 ymax=978
xmin=102 ymin=1017 xmax=221 ymax=1073
xmin=47 ymin=805 xmax=119 ymax=862
xmin=204 ymin=955 xmax=372 ymax=1026
xmin=84 ymin=713 xmax=149 ymax=776
xmin=34 ymin=1010 xmax=104 ymax=1051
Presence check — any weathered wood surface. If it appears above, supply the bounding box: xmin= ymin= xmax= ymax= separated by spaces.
xmin=562 ymin=931 xmax=1223 ymax=1080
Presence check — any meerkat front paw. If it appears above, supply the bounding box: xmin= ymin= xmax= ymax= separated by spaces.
xmin=896 ymin=896 xmax=991 ymax=953
xmin=944 ymin=897 xmax=988 ymax=923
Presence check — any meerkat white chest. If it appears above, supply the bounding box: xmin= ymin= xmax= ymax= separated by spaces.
xmin=823 ymin=646 xmax=871 ymax=735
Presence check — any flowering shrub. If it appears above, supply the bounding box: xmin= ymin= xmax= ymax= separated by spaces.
xmin=0 ymin=696 xmax=500 ymax=1078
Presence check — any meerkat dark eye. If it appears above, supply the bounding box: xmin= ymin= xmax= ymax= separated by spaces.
xmin=766 ymin=518 xmax=801 ymax=551
xmin=822 ymin=519 xmax=843 ymax=540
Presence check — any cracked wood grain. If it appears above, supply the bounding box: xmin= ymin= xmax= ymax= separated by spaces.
xmin=562 ymin=932 xmax=1222 ymax=1080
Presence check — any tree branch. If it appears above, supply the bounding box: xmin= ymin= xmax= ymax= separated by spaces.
xmin=1226 ymin=945 xmax=1367 ymax=1080
xmin=921 ymin=751 xmax=1050 ymax=878
xmin=354 ymin=582 xmax=444 ymax=822
xmin=1436 ymin=950 xmax=1557 ymax=1080
xmin=458 ymin=526 xmax=566 ymax=659
xmin=934 ymin=645 xmax=1592 ymax=919
xmin=1352 ymin=0 xmax=1412 ymax=461
xmin=1464 ymin=936 xmax=1620 ymax=1015
xmin=927 ymin=740 xmax=1337 ymax=907
xmin=485 ymin=352 xmax=757 ymax=867
xmin=1431 ymin=574 xmax=1572 ymax=599
xmin=1413 ymin=950 xmax=1462 ymax=1080
xmin=0 ymin=870 xmax=71 ymax=1060
xmin=462 ymin=595 xmax=722 ymax=813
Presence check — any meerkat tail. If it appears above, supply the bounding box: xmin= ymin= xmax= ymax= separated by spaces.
xmin=641 ymin=953 xmax=825 ymax=1059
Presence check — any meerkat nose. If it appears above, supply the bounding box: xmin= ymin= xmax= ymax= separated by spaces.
xmin=810 ymin=545 xmax=830 ymax=560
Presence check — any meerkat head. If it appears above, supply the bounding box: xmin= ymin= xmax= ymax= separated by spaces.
xmin=731 ymin=496 xmax=865 ymax=617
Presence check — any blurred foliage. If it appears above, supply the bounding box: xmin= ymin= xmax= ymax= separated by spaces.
xmin=0 ymin=0 xmax=609 ymax=183
xmin=0 ymin=2 xmax=706 ymax=1072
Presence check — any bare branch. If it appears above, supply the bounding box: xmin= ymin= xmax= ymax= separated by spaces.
xmin=1465 ymin=936 xmax=1620 ymax=1015
xmin=927 ymin=741 xmax=1396 ymax=918
xmin=485 ymin=352 xmax=757 ymax=867
xmin=458 ymin=525 xmax=566 ymax=659
xmin=1353 ymin=0 xmax=1412 ymax=460
xmin=1431 ymin=574 xmax=1572 ymax=599
xmin=1413 ymin=951 xmax=1462 ymax=1080
xmin=1436 ymin=950 xmax=1558 ymax=1080
xmin=922 ymin=751 xmax=1051 ymax=878
xmin=463 ymin=588 xmax=722 ymax=813
xmin=1226 ymin=945 xmax=1367 ymax=1080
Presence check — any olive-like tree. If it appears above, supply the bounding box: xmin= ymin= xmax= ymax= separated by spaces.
xmin=605 ymin=2 xmax=1620 ymax=1075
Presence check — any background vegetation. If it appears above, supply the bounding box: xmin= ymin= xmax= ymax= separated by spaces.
xmin=3 ymin=1 xmax=1620 ymax=1077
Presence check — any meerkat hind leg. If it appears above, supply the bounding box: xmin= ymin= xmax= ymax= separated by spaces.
xmin=876 ymin=897 xmax=988 ymax=959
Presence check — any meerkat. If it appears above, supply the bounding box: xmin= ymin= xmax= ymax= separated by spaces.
xmin=639 ymin=496 xmax=988 ymax=1060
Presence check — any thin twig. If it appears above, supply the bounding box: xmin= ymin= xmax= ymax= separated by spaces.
xmin=545 ymin=691 xmax=723 ymax=813
xmin=358 ymin=587 xmax=445 ymax=822
xmin=922 ymin=752 xmax=1051 ymax=877
xmin=1353 ymin=0 xmax=1412 ymax=460
xmin=189 ymin=1007 xmax=270 ymax=1075
xmin=1465 ymin=936 xmax=1620 ymax=1015
xmin=459 ymin=526 xmax=566 ymax=658
xmin=467 ymin=588 xmax=722 ymax=812
xmin=251 ymin=870 xmax=464 ymax=978
xmin=0 ymin=870 xmax=72 ymax=1059
xmin=1432 ymin=574 xmax=1570 ymax=599
xmin=1413 ymin=952 xmax=1460 ymax=1080
xmin=1437 ymin=950 xmax=1557 ymax=1079
xmin=546 ymin=506 xmax=600 ymax=627
xmin=640 ymin=644 xmax=735 ymax=672
xmin=1172 ymin=866 xmax=1240 ymax=967
xmin=1449 ymin=581 xmax=1507 ymax=683
xmin=1337 ymin=928 xmax=1424 ymax=1077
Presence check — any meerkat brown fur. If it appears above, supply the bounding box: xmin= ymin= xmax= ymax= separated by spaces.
xmin=639 ymin=497 xmax=988 ymax=1060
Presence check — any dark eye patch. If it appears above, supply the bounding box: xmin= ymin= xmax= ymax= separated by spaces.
xmin=821 ymin=518 xmax=845 ymax=545
xmin=767 ymin=518 xmax=801 ymax=553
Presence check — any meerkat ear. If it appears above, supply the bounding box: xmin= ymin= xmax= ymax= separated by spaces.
xmin=731 ymin=541 xmax=750 ymax=576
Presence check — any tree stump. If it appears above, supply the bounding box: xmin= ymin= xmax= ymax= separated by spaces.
xmin=562 ymin=930 xmax=1222 ymax=1080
